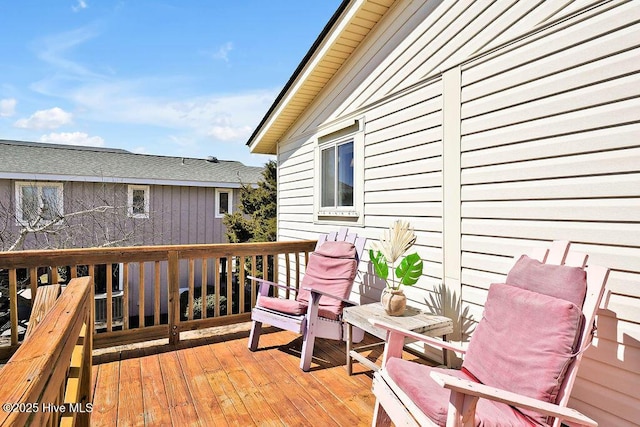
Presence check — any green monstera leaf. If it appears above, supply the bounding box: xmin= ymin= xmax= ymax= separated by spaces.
xmin=395 ymin=252 xmax=423 ymax=286
xmin=369 ymin=249 xmax=389 ymax=280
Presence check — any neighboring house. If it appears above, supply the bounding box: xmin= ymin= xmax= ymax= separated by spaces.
xmin=247 ymin=1 xmax=640 ymax=425
xmin=0 ymin=139 xmax=263 ymax=318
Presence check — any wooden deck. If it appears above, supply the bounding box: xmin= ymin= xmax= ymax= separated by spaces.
xmin=91 ymin=324 xmax=424 ymax=426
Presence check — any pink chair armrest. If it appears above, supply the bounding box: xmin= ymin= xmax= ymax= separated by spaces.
xmin=370 ymin=319 xmax=466 ymax=354
xmin=247 ymin=276 xmax=297 ymax=295
xmin=429 ymin=372 xmax=597 ymax=427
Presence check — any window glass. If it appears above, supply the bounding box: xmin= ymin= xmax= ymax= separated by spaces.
xmin=337 ymin=142 xmax=354 ymax=207
xmin=132 ymin=189 xmax=146 ymax=214
xmin=321 ymin=147 xmax=336 ymax=207
xmin=321 ymin=141 xmax=353 ymax=208
xmin=219 ymin=192 xmax=229 ymax=215
xmin=21 ymin=186 xmax=38 ymax=223
xmin=41 ymin=186 xmax=60 ymax=220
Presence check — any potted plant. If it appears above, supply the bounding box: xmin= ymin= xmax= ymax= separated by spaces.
xmin=369 ymin=220 xmax=423 ymax=315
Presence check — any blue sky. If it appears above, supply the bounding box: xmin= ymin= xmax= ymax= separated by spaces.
xmin=0 ymin=1 xmax=341 ymax=166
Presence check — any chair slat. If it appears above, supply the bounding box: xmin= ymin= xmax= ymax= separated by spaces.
xmin=564 ymin=251 xmax=588 ymax=268
xmin=546 ymin=240 xmax=570 ymax=265
xmin=316 ymin=234 xmax=328 ymax=249
xmin=336 ymin=228 xmax=348 ymax=242
xmin=525 ymin=247 xmax=548 ymax=263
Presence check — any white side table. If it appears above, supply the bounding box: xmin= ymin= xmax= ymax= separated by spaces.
xmin=342 ymin=303 xmax=453 ymax=374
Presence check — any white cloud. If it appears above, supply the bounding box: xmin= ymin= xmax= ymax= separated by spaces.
xmin=64 ymin=84 xmax=276 ymax=143
xmin=14 ymin=107 xmax=73 ymax=130
xmin=28 ymin=28 xmax=276 ymax=152
xmin=0 ymin=98 xmax=17 ymax=117
xmin=40 ymin=131 xmax=104 ymax=147
xmin=212 ymin=42 xmax=233 ymax=62
xmin=72 ymin=0 xmax=88 ymax=12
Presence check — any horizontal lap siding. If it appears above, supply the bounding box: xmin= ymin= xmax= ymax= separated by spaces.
xmin=346 ymin=0 xmax=578 ymax=113
xmin=362 ymin=80 xmax=444 ymax=306
xmin=459 ymin=1 xmax=640 ymax=424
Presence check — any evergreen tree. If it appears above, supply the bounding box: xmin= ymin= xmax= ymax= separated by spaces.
xmin=223 ymin=160 xmax=276 ymax=243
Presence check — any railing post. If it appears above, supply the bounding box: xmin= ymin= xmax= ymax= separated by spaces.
xmin=168 ymin=251 xmax=180 ymax=345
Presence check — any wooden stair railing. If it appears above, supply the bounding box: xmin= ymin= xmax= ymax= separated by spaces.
xmin=0 ymin=276 xmax=93 ymax=427
xmin=25 ymin=284 xmax=62 ymax=338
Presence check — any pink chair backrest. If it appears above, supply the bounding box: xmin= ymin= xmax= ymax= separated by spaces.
xmin=296 ymin=241 xmax=358 ymax=319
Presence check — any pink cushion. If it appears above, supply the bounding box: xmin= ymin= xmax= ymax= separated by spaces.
xmin=462 ymin=283 xmax=583 ymax=425
xmin=296 ymin=241 xmax=357 ymax=320
xmin=386 ymin=359 xmax=537 ymax=426
xmin=258 ymin=297 xmax=307 ymax=315
xmin=507 ymin=255 xmax=587 ymax=307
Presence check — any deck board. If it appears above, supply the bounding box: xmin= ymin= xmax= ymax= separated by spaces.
xmin=91 ymin=326 xmax=431 ymax=426
xmin=139 ymin=355 xmax=172 ymax=426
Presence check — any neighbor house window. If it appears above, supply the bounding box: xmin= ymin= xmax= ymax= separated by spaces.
xmin=128 ymin=185 xmax=150 ymax=218
xmin=215 ymin=189 xmax=233 ymax=218
xmin=15 ymin=182 xmax=64 ymax=226
xmin=314 ymin=118 xmax=364 ymax=224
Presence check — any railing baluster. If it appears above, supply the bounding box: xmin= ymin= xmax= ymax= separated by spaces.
xmin=251 ymin=255 xmax=257 ymax=306
xmin=123 ymin=263 xmax=129 ymax=330
xmin=295 ymin=252 xmax=301 ymax=293
xmin=154 ymin=261 xmax=161 ymax=326
xmin=227 ymin=256 xmax=233 ymax=315
xmin=9 ymin=269 xmax=18 ymax=346
xmin=239 ymin=255 xmax=245 ymax=313
xmin=106 ymin=264 xmax=113 ymax=333
xmin=139 ymin=263 xmax=145 ymax=328
xmin=51 ymin=265 xmax=59 ymax=284
xmin=188 ymin=258 xmax=195 ymax=320
xmin=273 ymin=254 xmax=279 ymax=300
xmin=214 ymin=258 xmax=220 ymax=318
xmin=285 ymin=252 xmax=291 ymax=299
xmin=29 ymin=267 xmax=37 ymax=305
xmin=262 ymin=254 xmax=270 ymax=297
xmin=201 ymin=258 xmax=208 ymax=320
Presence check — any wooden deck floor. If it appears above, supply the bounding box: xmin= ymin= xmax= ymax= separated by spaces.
xmin=90 ymin=325 xmax=416 ymax=426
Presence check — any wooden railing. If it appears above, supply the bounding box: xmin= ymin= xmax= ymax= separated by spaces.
xmin=0 ymin=240 xmax=316 ymax=355
xmin=0 ymin=276 xmax=93 ymax=427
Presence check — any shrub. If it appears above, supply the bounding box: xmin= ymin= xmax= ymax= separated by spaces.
xmin=189 ymin=294 xmax=227 ymax=319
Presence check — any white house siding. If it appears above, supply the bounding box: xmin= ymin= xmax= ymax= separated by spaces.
xmin=458 ymin=1 xmax=640 ymax=425
xmin=272 ymin=0 xmax=639 ymax=424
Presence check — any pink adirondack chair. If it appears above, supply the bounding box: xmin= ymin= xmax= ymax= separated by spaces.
xmin=371 ymin=241 xmax=609 ymax=427
xmin=248 ymin=228 xmax=367 ymax=371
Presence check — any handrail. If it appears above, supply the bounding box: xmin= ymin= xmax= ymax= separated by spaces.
xmin=0 ymin=240 xmax=317 ymax=353
xmin=0 ymin=276 xmax=93 ymax=427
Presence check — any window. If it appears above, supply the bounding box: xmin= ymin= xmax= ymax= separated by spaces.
xmin=321 ymin=141 xmax=354 ymax=208
xmin=314 ymin=118 xmax=364 ymax=224
xmin=15 ymin=182 xmax=64 ymax=226
xmin=127 ymin=185 xmax=150 ymax=218
xmin=215 ymin=189 xmax=233 ymax=218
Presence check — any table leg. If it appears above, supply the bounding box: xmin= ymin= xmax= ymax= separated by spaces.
xmin=346 ymin=322 xmax=353 ymax=375
xmin=442 ymin=334 xmax=448 ymax=367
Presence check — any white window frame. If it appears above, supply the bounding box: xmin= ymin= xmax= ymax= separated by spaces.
xmin=215 ymin=188 xmax=233 ymax=218
xmin=15 ymin=181 xmax=64 ymax=227
xmin=314 ymin=117 xmax=364 ymax=225
xmin=127 ymin=185 xmax=150 ymax=218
